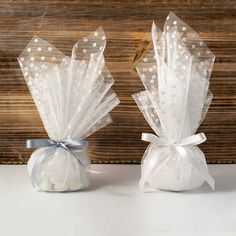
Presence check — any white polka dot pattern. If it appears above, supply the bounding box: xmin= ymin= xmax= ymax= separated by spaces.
xmin=17 ymin=27 xmax=119 ymax=141
xmin=134 ymin=12 xmax=215 ymax=141
xmin=132 ymin=12 xmax=215 ymax=192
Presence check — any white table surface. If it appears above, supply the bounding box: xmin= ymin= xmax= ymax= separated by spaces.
xmin=0 ymin=164 xmax=235 ymax=236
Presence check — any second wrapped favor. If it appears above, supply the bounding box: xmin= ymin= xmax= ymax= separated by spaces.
xmin=133 ymin=12 xmax=215 ymax=192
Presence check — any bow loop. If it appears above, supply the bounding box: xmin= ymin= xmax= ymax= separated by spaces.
xmin=141 ymin=132 xmax=207 ymax=147
xmin=142 ymin=133 xmax=169 ymax=146
xmin=27 ymin=138 xmax=88 ymax=151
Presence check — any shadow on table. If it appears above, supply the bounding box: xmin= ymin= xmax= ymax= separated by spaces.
xmin=84 ymin=165 xmax=236 ymax=195
xmin=85 ymin=165 xmax=140 ymax=195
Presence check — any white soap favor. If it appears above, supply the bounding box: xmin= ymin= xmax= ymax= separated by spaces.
xmin=18 ymin=28 xmax=119 ymax=192
xmin=133 ymin=12 xmax=215 ymax=192
xmin=27 ymin=148 xmax=90 ymax=191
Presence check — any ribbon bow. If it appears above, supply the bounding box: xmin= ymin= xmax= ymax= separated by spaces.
xmin=27 ymin=139 xmax=88 ymax=153
xmin=139 ymin=132 xmax=215 ymax=191
xmin=27 ymin=138 xmax=97 ymax=188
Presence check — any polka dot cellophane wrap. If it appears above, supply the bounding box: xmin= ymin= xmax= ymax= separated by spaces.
xmin=132 ymin=12 xmax=215 ymax=191
xmin=18 ymin=27 xmax=120 ymax=141
xmin=17 ymin=28 xmax=120 ymax=192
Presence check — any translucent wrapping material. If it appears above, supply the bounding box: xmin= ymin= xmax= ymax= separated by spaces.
xmin=133 ymin=12 xmax=215 ymax=192
xmin=18 ymin=28 xmax=120 ymax=192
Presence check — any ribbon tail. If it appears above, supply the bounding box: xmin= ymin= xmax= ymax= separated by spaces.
xmin=87 ymin=169 xmax=105 ymax=174
xmin=205 ymin=174 xmax=215 ymax=190
xmin=139 ymin=178 xmax=160 ymax=193
xmin=139 ymin=151 xmax=160 ymax=192
xmin=139 ymin=176 xmax=146 ymax=191
xmin=139 ymin=174 xmax=159 ymax=193
xmin=184 ymin=152 xmax=215 ymax=190
xmin=194 ymin=162 xmax=215 ymax=190
xmin=65 ymin=148 xmax=105 ymax=174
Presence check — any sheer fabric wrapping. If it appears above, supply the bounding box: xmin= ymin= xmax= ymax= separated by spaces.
xmin=133 ymin=12 xmax=215 ymax=191
xmin=18 ymin=28 xmax=119 ymax=192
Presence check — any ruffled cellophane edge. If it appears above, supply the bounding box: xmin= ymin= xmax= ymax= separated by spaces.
xmin=133 ymin=12 xmax=215 ymax=142
xmin=18 ymin=27 xmax=120 ymax=141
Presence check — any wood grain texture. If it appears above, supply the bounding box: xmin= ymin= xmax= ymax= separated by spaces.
xmin=0 ymin=0 xmax=235 ymax=164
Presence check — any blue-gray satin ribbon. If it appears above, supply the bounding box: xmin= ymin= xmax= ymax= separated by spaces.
xmin=26 ymin=138 xmax=90 ymax=188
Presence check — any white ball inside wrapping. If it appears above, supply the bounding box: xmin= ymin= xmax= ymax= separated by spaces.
xmin=27 ymin=147 xmax=91 ymax=192
xmin=142 ymin=145 xmax=207 ymax=191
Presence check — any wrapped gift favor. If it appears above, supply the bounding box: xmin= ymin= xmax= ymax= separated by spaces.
xmin=18 ymin=28 xmax=119 ymax=192
xmin=133 ymin=12 xmax=215 ymax=192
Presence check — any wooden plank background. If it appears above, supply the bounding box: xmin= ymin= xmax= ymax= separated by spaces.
xmin=0 ymin=0 xmax=235 ymax=164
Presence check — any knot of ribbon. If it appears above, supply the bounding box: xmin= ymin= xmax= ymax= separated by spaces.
xmin=142 ymin=132 xmax=207 ymax=146
xmin=26 ymin=138 xmax=98 ymax=188
xmin=140 ymin=132 xmax=215 ymax=191
xmin=27 ymin=138 xmax=88 ymax=153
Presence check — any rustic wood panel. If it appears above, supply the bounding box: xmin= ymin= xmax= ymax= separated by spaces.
xmin=0 ymin=0 xmax=235 ymax=164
